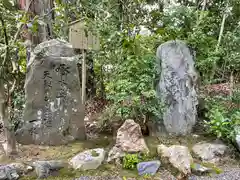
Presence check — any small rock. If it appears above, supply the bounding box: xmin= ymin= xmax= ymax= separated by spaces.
xmin=0 ymin=165 xmax=19 ymax=180
xmin=191 ymin=163 xmax=212 ymax=174
xmin=33 ymin=162 xmax=50 ymax=179
xmin=8 ymin=163 xmax=33 ymax=174
xmin=193 ymin=134 xmax=199 ymax=138
xmin=69 ymin=148 xmax=105 ymax=170
xmin=192 ymin=141 xmax=227 ymax=163
xmin=107 ymin=146 xmax=125 ymax=163
xmin=26 ymin=166 xmax=33 ymax=171
xmin=116 ymin=119 xmax=149 ymax=152
xmin=107 ymin=119 xmax=149 ymax=162
xmin=137 ymin=160 xmax=161 ymax=176
xmin=158 ymin=144 xmax=193 ymax=175
xmin=33 ymin=160 xmax=66 ymax=179
xmin=8 ymin=163 xmax=24 ymax=171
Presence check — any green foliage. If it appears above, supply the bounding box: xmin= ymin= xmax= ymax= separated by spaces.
xmin=205 ymin=108 xmax=233 ymax=139
xmin=204 ymin=97 xmax=240 ymax=142
xmin=11 ymin=90 xmax=25 ymax=131
xmin=0 ymin=0 xmax=27 ymax=131
xmin=0 ymin=0 xmax=240 ymax=137
xmin=231 ymin=88 xmax=240 ymax=105
xmin=123 ymin=154 xmax=140 ymax=170
xmin=200 ymin=162 xmax=223 ymax=175
xmin=104 ymin=35 xmax=164 ymax=122
xmin=51 ymin=0 xmax=240 ymax=130
xmin=122 ymin=152 xmax=154 ymax=170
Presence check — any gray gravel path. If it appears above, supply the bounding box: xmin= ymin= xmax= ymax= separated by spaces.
xmin=189 ymin=169 xmax=240 ymax=180
xmin=73 ymin=169 xmax=240 ymax=180
xmin=73 ymin=176 xmax=126 ymax=180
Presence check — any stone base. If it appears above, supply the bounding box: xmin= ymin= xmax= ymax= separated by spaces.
xmin=15 ymin=122 xmax=86 ymax=146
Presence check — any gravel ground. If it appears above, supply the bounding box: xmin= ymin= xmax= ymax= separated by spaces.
xmin=72 ymin=169 xmax=240 ymax=180
xmin=73 ymin=177 xmax=130 ymax=180
xmin=189 ymin=169 xmax=240 ymax=180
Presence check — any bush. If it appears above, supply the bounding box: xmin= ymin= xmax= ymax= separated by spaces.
xmin=231 ymin=88 xmax=240 ymax=106
xmin=98 ymin=35 xmax=164 ymax=130
xmin=123 ymin=154 xmax=140 ymax=170
xmin=122 ymin=153 xmax=153 ymax=170
xmin=204 ymin=97 xmax=240 ymax=143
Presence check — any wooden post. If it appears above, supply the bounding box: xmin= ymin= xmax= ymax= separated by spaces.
xmin=82 ymin=49 xmax=87 ymax=104
xmin=69 ymin=20 xmax=100 ymax=104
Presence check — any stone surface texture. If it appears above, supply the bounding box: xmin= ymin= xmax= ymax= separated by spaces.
xmin=107 ymin=119 xmax=149 ymax=162
xmin=8 ymin=163 xmax=33 ymax=175
xmin=156 ymin=40 xmax=198 ymax=135
xmin=0 ymin=165 xmax=19 ymax=180
xmin=158 ymin=144 xmax=193 ymax=175
xmin=192 ymin=141 xmax=228 ymax=163
xmin=33 ymin=160 xmax=66 ymax=179
xmin=137 ymin=160 xmax=161 ymax=176
xmin=69 ymin=148 xmax=105 ymax=170
xmin=16 ymin=39 xmax=85 ymax=145
xmin=191 ymin=163 xmax=212 ymax=175
xmin=107 ymin=146 xmax=125 ymax=163
xmin=189 ymin=168 xmax=240 ymax=180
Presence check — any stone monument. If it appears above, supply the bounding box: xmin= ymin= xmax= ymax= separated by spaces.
xmin=16 ymin=39 xmax=86 ymax=145
xmin=156 ymin=40 xmax=198 ymax=135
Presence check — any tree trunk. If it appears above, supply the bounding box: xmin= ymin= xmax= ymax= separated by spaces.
xmin=210 ymin=3 xmax=228 ymax=81
xmin=0 ymin=82 xmax=17 ymax=157
xmin=26 ymin=0 xmax=54 ymax=46
xmin=0 ymin=12 xmax=17 ymax=157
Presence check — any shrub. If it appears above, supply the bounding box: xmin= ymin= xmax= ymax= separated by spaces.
xmin=122 ymin=152 xmax=154 ymax=170
xmin=123 ymin=154 xmax=140 ymax=170
xmin=204 ymin=97 xmax=240 ymax=143
xmin=97 ymin=35 xmax=164 ymax=131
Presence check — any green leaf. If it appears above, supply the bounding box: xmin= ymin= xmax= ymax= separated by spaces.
xmin=2 ymin=0 xmax=14 ymax=10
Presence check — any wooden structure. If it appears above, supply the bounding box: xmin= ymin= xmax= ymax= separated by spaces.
xmin=69 ymin=20 xmax=100 ymax=104
xmin=69 ymin=20 xmax=100 ymax=50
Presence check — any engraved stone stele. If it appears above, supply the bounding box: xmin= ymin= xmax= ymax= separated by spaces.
xmin=16 ymin=39 xmax=86 ymax=145
xmin=156 ymin=40 xmax=198 ymax=135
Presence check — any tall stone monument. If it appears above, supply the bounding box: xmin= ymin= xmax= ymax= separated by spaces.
xmin=16 ymin=39 xmax=86 ymax=145
xmin=156 ymin=40 xmax=198 ymax=135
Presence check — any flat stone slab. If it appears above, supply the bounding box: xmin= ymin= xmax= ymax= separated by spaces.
xmin=69 ymin=148 xmax=105 ymax=170
xmin=192 ymin=141 xmax=228 ymax=163
xmin=137 ymin=160 xmax=161 ymax=176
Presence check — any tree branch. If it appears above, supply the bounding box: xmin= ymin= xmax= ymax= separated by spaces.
xmin=210 ymin=2 xmax=228 ymax=81
xmin=9 ymin=79 xmax=16 ymax=96
xmin=0 ymin=0 xmax=35 ymax=100
xmin=0 ymin=13 xmax=9 ymax=71
xmin=12 ymin=0 xmax=35 ymax=44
